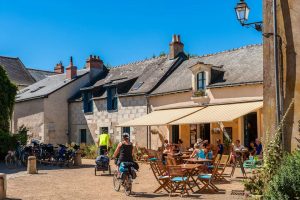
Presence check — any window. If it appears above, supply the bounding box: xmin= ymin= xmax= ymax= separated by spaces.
xmin=196 ymin=72 xmax=206 ymax=90
xmin=83 ymin=92 xmax=93 ymax=113
xmin=107 ymin=87 xmax=118 ymax=111
xmin=122 ymin=127 xmax=130 ymax=140
xmin=100 ymin=127 xmax=109 ymax=134
xmin=80 ymin=129 xmax=87 ymax=143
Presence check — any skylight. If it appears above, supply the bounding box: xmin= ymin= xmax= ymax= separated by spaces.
xmin=132 ymin=82 xmax=144 ymax=90
xmin=18 ymin=88 xmax=30 ymax=94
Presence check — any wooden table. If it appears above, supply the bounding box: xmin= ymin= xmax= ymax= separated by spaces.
xmin=179 ymin=164 xmax=202 ymax=192
xmin=231 ymin=150 xmax=248 ymax=178
xmin=183 ymin=158 xmax=212 ymax=164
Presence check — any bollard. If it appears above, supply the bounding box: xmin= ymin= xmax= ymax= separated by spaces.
xmin=0 ymin=173 xmax=6 ymax=200
xmin=27 ymin=156 xmax=38 ymax=174
xmin=74 ymin=152 xmax=82 ymax=166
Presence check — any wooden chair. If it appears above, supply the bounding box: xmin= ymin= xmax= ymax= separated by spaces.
xmin=166 ymin=156 xmax=178 ymax=166
xmin=149 ymin=160 xmax=171 ymax=193
xmin=167 ymin=165 xmax=190 ymax=196
xmin=207 ymin=154 xmax=221 ymax=171
xmin=197 ymin=161 xmax=220 ymax=193
xmin=215 ymin=154 xmax=230 ymax=181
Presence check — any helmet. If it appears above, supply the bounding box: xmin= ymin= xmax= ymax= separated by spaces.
xmin=123 ymin=133 xmax=130 ymax=139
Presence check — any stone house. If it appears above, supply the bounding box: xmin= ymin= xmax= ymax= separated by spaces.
xmin=13 ymin=57 xmax=105 ymax=144
xmin=69 ymin=35 xmax=186 ymax=147
xmin=121 ymin=44 xmax=264 ymax=150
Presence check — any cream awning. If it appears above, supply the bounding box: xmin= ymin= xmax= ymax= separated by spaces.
xmin=170 ymin=101 xmax=263 ymax=125
xmin=118 ymin=107 xmax=203 ymax=127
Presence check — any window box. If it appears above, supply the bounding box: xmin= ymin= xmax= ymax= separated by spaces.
xmin=193 ymin=89 xmax=206 ymax=97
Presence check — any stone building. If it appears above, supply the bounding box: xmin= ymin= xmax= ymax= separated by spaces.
xmin=121 ymin=44 xmax=263 ymax=150
xmin=69 ymin=35 xmax=186 ymax=147
xmin=263 ymin=0 xmax=300 ymax=151
xmin=13 ymin=57 xmax=105 ymax=144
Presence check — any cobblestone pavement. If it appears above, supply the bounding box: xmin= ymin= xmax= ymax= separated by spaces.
xmin=3 ymin=159 xmax=246 ymax=200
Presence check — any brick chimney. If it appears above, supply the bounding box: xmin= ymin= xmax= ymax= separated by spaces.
xmin=66 ymin=56 xmax=77 ymax=79
xmin=169 ymin=34 xmax=184 ymax=59
xmin=86 ymin=55 xmax=103 ymax=70
xmin=54 ymin=61 xmax=64 ymax=74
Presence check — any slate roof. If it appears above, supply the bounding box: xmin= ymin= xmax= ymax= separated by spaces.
xmin=16 ymin=69 xmax=89 ymax=102
xmin=87 ymin=55 xmax=182 ymax=98
xmin=151 ymin=44 xmax=263 ymax=95
xmin=27 ymin=68 xmax=57 ymax=82
xmin=0 ymin=56 xmax=36 ymax=87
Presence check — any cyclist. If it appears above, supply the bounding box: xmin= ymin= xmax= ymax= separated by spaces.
xmin=113 ymin=133 xmax=134 ymax=167
xmin=97 ymin=130 xmax=112 ymax=155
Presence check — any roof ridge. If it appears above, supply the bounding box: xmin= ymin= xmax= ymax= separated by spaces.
xmin=191 ymin=44 xmax=262 ymax=59
xmin=112 ymin=55 xmax=167 ymax=69
xmin=26 ymin=68 xmax=56 ymax=73
xmin=0 ymin=55 xmax=19 ymax=60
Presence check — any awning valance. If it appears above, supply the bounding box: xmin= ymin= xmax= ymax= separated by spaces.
xmin=170 ymin=101 xmax=263 ymax=125
xmin=118 ymin=107 xmax=203 ymax=127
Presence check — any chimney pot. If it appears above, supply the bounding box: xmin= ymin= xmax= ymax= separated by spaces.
xmin=169 ymin=34 xmax=184 ymax=59
xmin=66 ymin=56 xmax=77 ymax=79
xmin=86 ymin=54 xmax=103 ymax=70
xmin=54 ymin=62 xmax=64 ymax=74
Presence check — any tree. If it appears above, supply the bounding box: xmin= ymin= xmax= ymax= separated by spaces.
xmin=0 ymin=65 xmax=18 ymax=132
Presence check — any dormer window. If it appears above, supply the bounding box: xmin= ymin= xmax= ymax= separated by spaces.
xmin=196 ymin=72 xmax=206 ymax=91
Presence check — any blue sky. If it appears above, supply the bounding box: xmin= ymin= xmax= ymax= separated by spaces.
xmin=0 ymin=0 xmax=262 ymax=71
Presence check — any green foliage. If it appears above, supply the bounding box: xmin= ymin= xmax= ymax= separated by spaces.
xmin=0 ymin=130 xmax=17 ymax=156
xmin=0 ymin=65 xmax=18 ymax=132
xmin=109 ymin=143 xmax=118 ymax=158
xmin=264 ymin=151 xmax=300 ymax=200
xmin=15 ymin=125 xmax=28 ymax=145
xmin=82 ymin=144 xmax=98 ymax=159
xmin=244 ymin=101 xmax=294 ymax=196
xmin=159 ymin=52 xmax=166 ymax=57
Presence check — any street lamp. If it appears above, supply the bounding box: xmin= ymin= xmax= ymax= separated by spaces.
xmin=235 ymin=0 xmax=263 ymax=32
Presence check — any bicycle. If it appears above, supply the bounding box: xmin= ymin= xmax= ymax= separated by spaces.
xmin=113 ymin=162 xmax=137 ymax=196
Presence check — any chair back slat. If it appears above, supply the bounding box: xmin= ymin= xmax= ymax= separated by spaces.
xmin=219 ymin=155 xmax=230 ymax=165
xmin=168 ymin=165 xmax=185 ymax=177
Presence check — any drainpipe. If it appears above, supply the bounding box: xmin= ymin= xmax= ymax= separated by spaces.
xmin=146 ymin=95 xmax=151 ymax=149
xmin=67 ymin=101 xmax=71 ymax=144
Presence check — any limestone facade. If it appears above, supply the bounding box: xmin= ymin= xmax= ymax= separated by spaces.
xmin=69 ymin=95 xmax=148 ymax=146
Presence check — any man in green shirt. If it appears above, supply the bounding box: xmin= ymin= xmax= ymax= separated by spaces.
xmin=97 ymin=131 xmax=112 ymax=155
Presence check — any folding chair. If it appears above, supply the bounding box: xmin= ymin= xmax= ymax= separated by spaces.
xmin=207 ymin=154 xmax=221 ymax=171
xmin=197 ymin=161 xmax=220 ymax=193
xmin=215 ymin=154 xmax=230 ymax=181
xmin=149 ymin=160 xmax=171 ymax=193
xmin=166 ymin=156 xmax=178 ymax=166
xmin=168 ymin=165 xmax=190 ymax=197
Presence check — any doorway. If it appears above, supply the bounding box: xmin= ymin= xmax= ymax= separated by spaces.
xmin=172 ymin=125 xmax=179 ymax=144
xmin=200 ymin=124 xmax=210 ymax=143
xmin=244 ymin=112 xmax=258 ymax=147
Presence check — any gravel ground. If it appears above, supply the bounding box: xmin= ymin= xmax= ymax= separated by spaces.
xmin=2 ymin=159 xmax=246 ymax=200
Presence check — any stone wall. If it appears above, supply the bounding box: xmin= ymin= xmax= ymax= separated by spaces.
xmin=43 ymin=73 xmax=91 ymax=144
xmin=13 ymin=98 xmax=45 ymax=141
xmin=70 ymin=95 xmax=148 ymax=147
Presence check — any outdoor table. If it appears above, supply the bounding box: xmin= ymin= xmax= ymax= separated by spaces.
xmin=180 ymin=155 xmax=190 ymax=159
xmin=231 ymin=149 xmax=248 ymax=178
xmin=179 ymin=164 xmax=202 ymax=192
xmin=183 ymin=158 xmax=213 ymax=164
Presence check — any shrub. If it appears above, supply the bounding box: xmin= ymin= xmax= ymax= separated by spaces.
xmin=82 ymin=144 xmax=98 ymax=159
xmin=0 ymin=130 xmax=17 ymax=159
xmin=264 ymin=151 xmax=300 ymax=199
xmin=109 ymin=143 xmax=118 ymax=158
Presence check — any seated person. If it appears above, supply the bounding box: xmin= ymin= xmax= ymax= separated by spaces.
xmin=190 ymin=143 xmax=201 ymax=158
xmin=216 ymin=139 xmax=224 ymax=155
xmin=255 ymin=139 xmax=263 ymax=156
xmin=206 ymin=143 xmax=213 ymax=160
xmin=177 ymin=139 xmax=185 ymax=153
xmin=230 ymin=139 xmax=245 ymax=163
xmin=248 ymin=142 xmax=256 ymax=157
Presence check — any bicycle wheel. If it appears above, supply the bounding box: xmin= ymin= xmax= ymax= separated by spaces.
xmin=123 ymin=174 xmax=132 ymax=196
xmin=113 ymin=171 xmax=121 ymax=191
